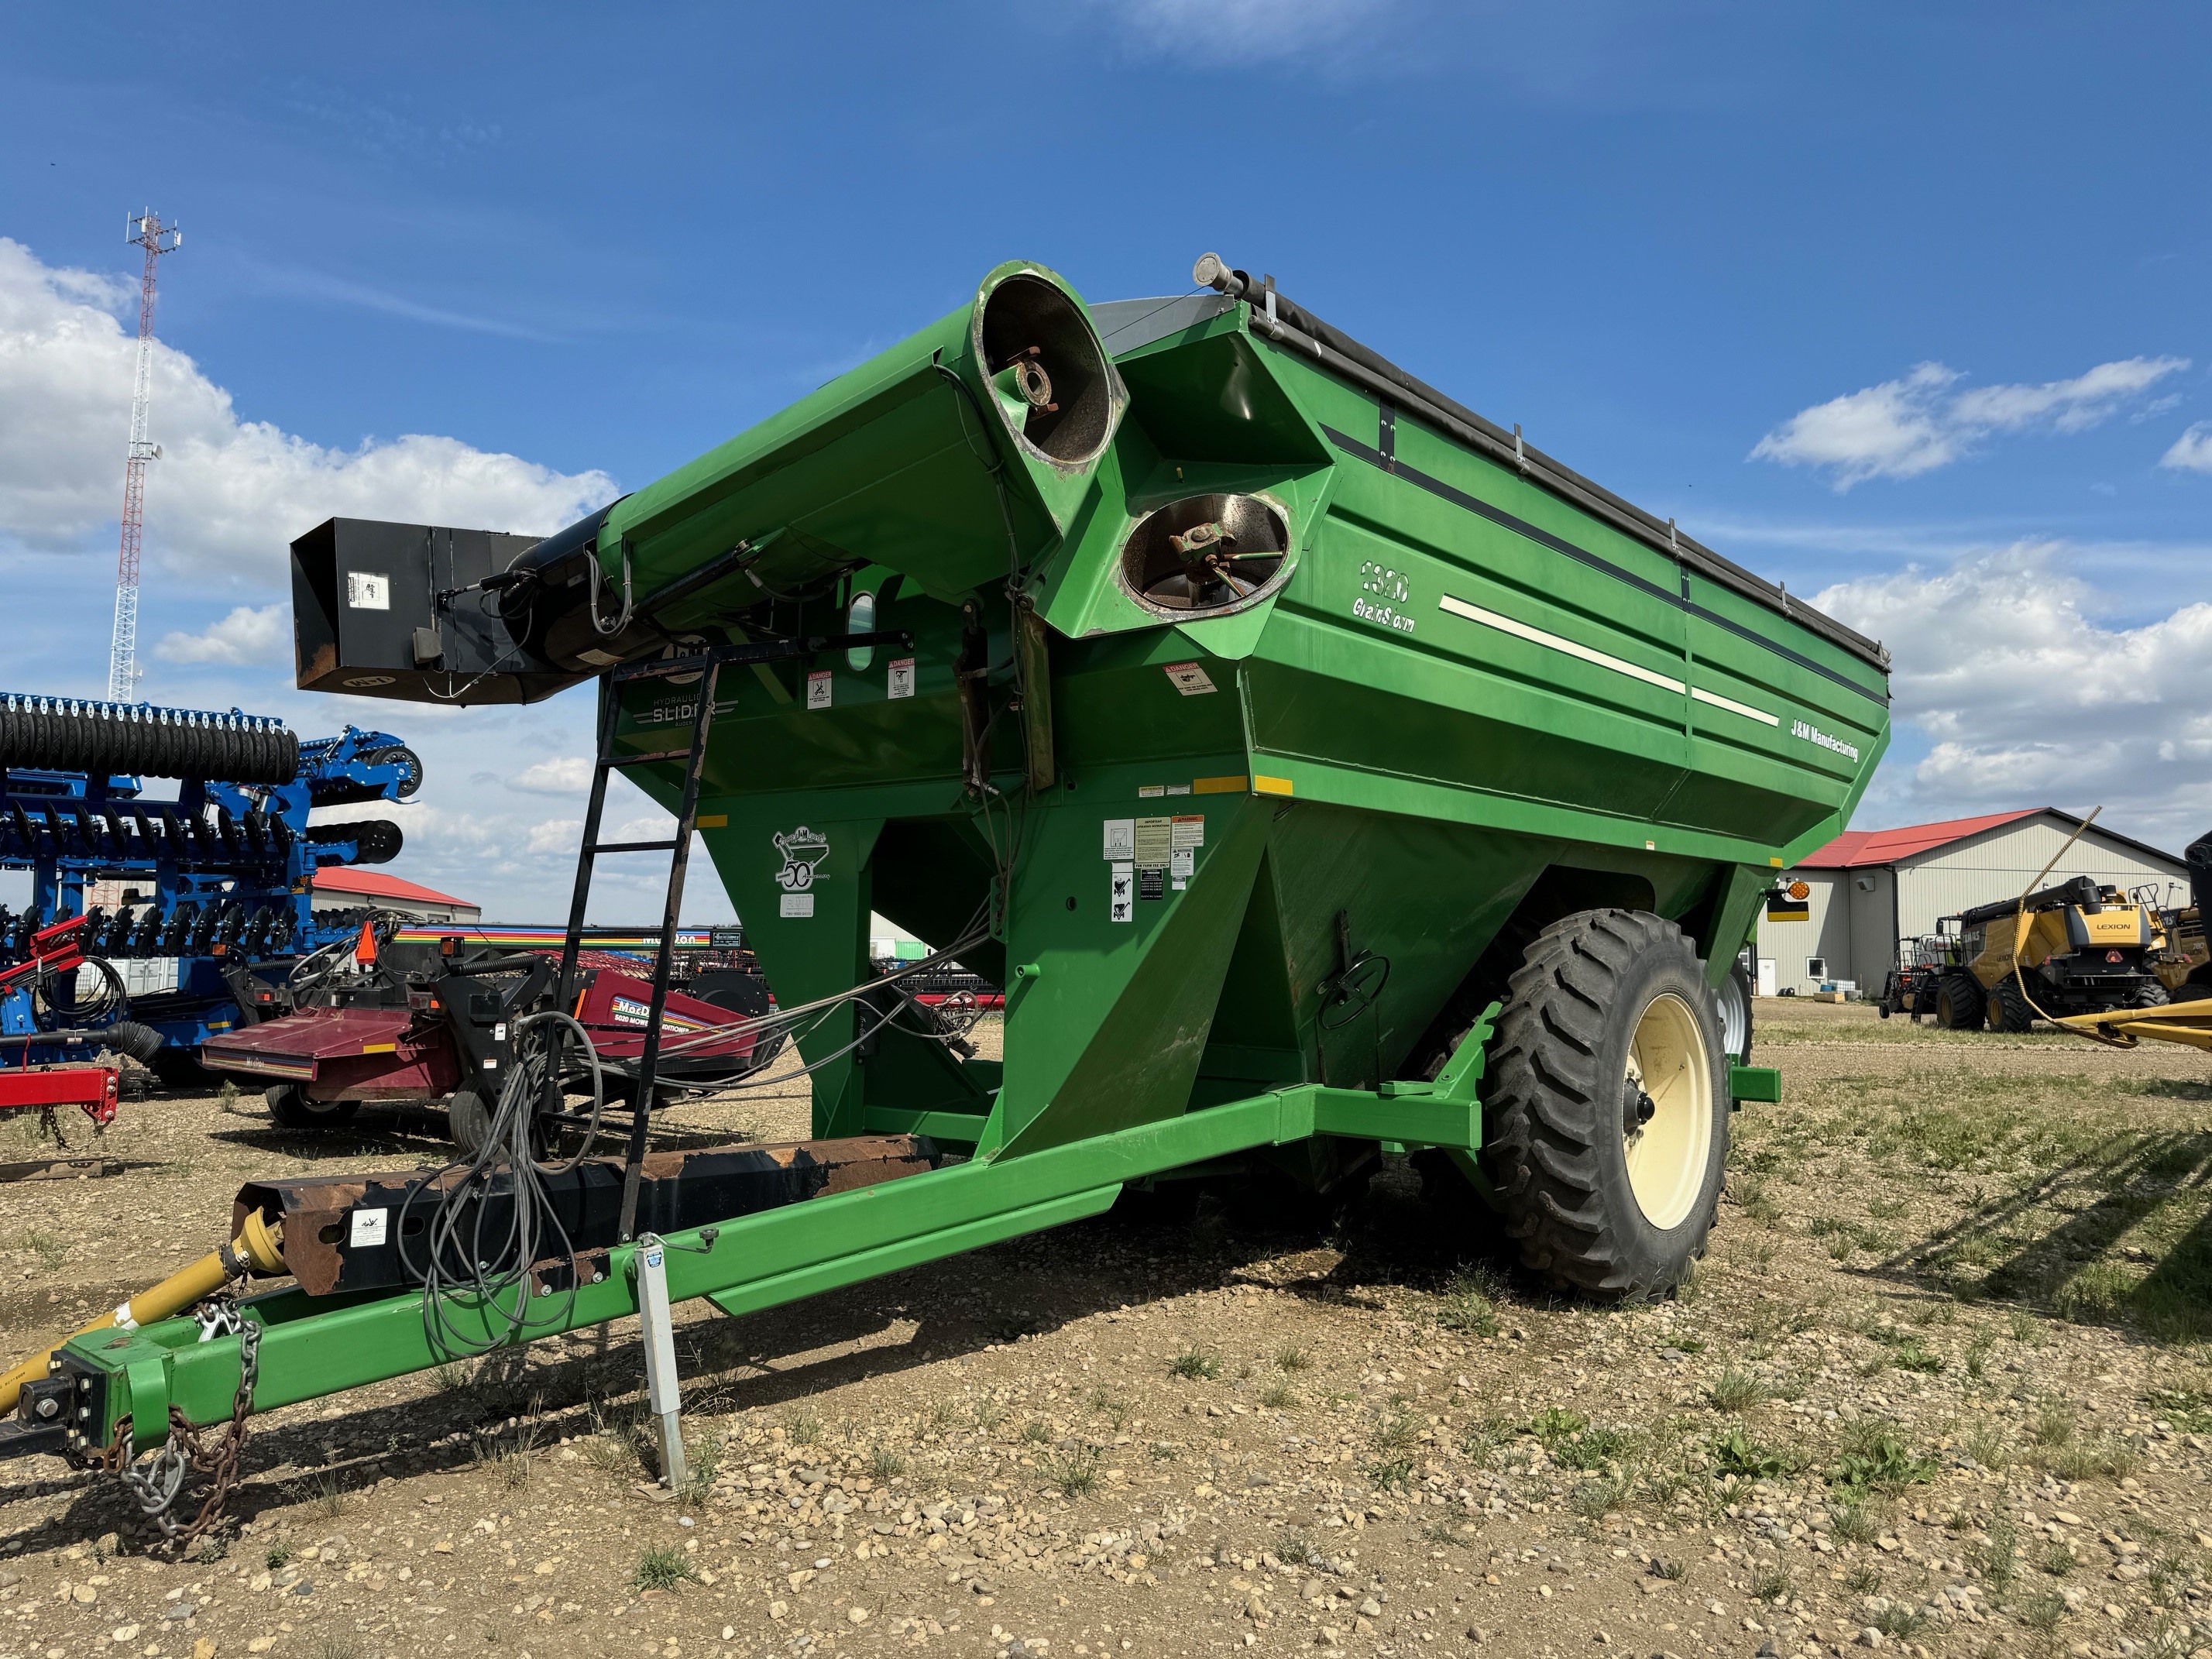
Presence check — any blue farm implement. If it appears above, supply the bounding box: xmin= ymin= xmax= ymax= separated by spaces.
xmin=0 ymin=694 xmax=422 ymax=1077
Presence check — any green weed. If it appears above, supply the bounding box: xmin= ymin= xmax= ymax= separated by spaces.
xmin=1170 ymin=1347 xmax=1222 ymax=1381
xmin=1042 ymin=1444 xmax=1103 ymax=1497
xmin=632 ymin=1545 xmax=697 ymax=1592
xmin=1434 ymin=1265 xmax=1503 ymax=1336
xmin=1708 ymin=1426 xmax=1799 ymax=1480
xmin=1890 ymin=1337 xmax=1946 ymax=1374
xmin=1705 ymin=1367 xmax=1770 ymax=1411
xmin=1830 ymin=1424 xmax=1936 ymax=1494
xmin=1976 ymin=1516 xmax=2018 ymax=1592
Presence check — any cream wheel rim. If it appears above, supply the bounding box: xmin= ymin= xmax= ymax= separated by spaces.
xmin=1621 ymin=991 xmax=1713 ymax=1230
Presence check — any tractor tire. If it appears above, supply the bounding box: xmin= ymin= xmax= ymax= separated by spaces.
xmin=1989 ymin=977 xmax=2036 ymax=1033
xmin=1716 ymin=957 xmax=1755 ymax=1060
xmin=1482 ymin=908 xmax=1728 ymax=1300
xmin=447 ymin=1084 xmax=496 ymax=1159
xmin=2130 ymin=981 xmax=2171 ymax=1009
xmin=1877 ymin=999 xmax=1893 ymax=1020
xmin=265 ymin=1084 xmax=360 ymax=1130
xmin=1934 ymin=973 xmax=1986 ymax=1030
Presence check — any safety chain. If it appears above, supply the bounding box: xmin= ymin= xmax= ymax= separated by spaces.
xmin=98 ymin=1316 xmax=261 ymax=1554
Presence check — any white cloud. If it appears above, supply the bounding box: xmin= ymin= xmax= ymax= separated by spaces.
xmin=524 ymin=818 xmax=582 ymax=856
xmin=2162 ymin=422 xmax=2212 ymax=473
xmin=0 ymin=237 xmax=617 ymax=586
xmin=1752 ymin=356 xmax=2191 ymax=489
xmin=155 ymin=603 xmax=288 ymax=665
xmin=510 ymin=755 xmax=592 ymax=795
xmin=1094 ymin=0 xmax=1386 ymax=61
xmin=1815 ymin=543 xmax=2212 ymax=851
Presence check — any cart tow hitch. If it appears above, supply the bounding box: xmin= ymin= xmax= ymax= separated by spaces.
xmin=99 ymin=1314 xmax=262 ymax=1554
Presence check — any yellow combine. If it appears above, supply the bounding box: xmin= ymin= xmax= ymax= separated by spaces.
xmin=2040 ymin=829 xmax=2212 ymax=1051
xmin=1929 ymin=876 xmax=2169 ymax=1032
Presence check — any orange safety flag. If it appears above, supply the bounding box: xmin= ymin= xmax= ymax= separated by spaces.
xmin=353 ymin=918 xmax=379 ymax=965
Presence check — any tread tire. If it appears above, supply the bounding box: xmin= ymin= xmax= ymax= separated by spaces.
xmin=1482 ymin=908 xmax=1728 ymax=1301
xmin=1989 ymin=977 xmax=2036 ymax=1033
xmin=1935 ymin=972 xmax=1986 ymax=1030
xmin=447 ymin=1084 xmax=495 ymax=1159
xmin=265 ymin=1084 xmax=360 ymax=1130
xmin=1716 ymin=957 xmax=1755 ymax=1060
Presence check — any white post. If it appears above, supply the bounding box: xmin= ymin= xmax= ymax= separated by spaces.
xmin=634 ymin=1233 xmax=686 ymax=1489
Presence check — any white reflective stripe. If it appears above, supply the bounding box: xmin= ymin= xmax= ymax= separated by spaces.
xmin=1437 ymin=593 xmax=1684 ymax=693
xmin=1689 ymin=685 xmax=1781 ymax=726
xmin=1437 ymin=592 xmax=1781 ymax=727
xmin=112 ymin=1304 xmax=137 ymax=1331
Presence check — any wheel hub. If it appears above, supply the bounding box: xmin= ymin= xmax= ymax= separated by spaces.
xmin=1621 ymin=1077 xmax=1657 ymax=1135
xmin=1620 ymin=991 xmax=1715 ymax=1231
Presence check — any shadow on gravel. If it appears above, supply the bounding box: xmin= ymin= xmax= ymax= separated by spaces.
xmin=1874 ymin=1125 xmax=2212 ymax=1344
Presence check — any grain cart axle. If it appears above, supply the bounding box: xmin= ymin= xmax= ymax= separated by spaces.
xmin=4 ymin=255 xmax=1881 ymax=1494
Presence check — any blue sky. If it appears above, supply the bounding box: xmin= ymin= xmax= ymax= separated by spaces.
xmin=2 ymin=2 xmax=2207 ymax=919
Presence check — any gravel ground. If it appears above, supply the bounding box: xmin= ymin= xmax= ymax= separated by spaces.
xmin=2 ymin=1000 xmax=2210 ymax=1659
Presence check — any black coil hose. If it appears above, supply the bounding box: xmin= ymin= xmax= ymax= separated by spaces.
xmin=0 ymin=698 xmax=297 ymax=784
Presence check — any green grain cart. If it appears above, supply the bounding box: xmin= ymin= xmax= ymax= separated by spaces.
xmin=4 ymin=256 xmax=1885 ymax=1471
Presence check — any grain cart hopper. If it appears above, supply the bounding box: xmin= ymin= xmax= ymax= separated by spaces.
xmin=1 ymin=256 xmax=1887 ymax=1490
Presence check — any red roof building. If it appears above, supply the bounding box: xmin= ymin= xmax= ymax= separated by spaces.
xmin=1794 ymin=810 xmax=2039 ymax=869
xmin=309 ymin=867 xmax=480 ymax=923
xmin=1757 ymin=808 xmax=2183 ymax=997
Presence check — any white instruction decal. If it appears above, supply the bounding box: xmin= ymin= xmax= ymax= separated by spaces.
xmin=1133 ymin=816 xmax=1172 ymax=870
xmin=1108 ymin=862 xmax=1135 ymax=923
xmin=1170 ymin=814 xmax=1205 ymax=850
xmin=349 ymin=1207 xmax=388 ymax=1248
xmin=1163 ymin=661 xmax=1216 ymax=696
xmin=1102 ymin=818 xmax=1135 ymax=860
xmin=780 ymin=892 xmax=816 ymax=919
xmin=1170 ymin=846 xmax=1194 ymax=884
xmin=345 ymin=572 xmax=390 ymax=610
xmin=805 ymin=670 xmax=833 ymax=710
xmin=888 ymin=658 xmax=916 ymax=699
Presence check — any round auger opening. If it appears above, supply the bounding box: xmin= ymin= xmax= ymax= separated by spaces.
xmin=977 ymin=273 xmax=1115 ymax=466
xmin=1118 ymin=493 xmax=1291 ymax=617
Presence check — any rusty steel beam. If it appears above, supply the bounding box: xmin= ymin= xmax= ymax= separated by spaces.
xmin=234 ymin=1134 xmax=939 ymax=1297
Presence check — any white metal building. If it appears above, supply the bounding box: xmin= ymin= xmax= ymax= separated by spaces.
xmin=1753 ymin=809 xmax=2186 ymax=997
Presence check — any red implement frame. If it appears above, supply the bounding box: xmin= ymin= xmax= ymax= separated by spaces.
xmin=0 ymin=1064 xmax=118 ymax=1125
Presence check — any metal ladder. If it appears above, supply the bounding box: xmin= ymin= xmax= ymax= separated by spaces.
xmin=555 ymin=625 xmax=912 ymax=1241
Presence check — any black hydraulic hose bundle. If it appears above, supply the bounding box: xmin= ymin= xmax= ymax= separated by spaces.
xmin=40 ymin=957 xmax=126 ymax=1028
xmin=386 ymin=907 xmax=996 ymax=1359
xmin=398 ymin=1010 xmax=607 ymax=1358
